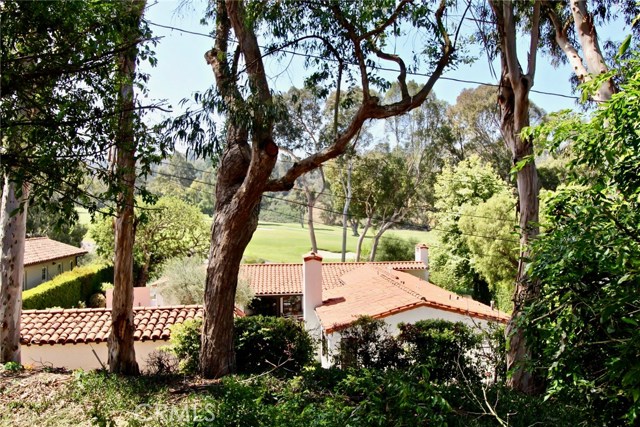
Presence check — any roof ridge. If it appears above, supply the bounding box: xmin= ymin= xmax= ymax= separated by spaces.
xmin=22 ymin=304 xmax=204 ymax=314
xmin=374 ymin=268 xmax=425 ymax=301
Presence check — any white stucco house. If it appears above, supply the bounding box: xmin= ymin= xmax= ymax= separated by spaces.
xmin=20 ymin=305 xmax=245 ymax=371
xmin=243 ymin=245 xmax=508 ymax=368
xmin=23 ymin=237 xmax=87 ymax=290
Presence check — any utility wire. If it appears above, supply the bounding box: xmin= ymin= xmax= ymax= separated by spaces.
xmin=153 ymin=160 xmax=517 ymax=224
xmin=146 ymin=20 xmax=580 ymax=102
xmin=145 ymin=166 xmax=520 ymax=243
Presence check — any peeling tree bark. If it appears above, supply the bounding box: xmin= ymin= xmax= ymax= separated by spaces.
xmin=108 ymin=0 xmax=145 ymax=376
xmin=0 ymin=178 xmax=29 ymax=364
xmin=545 ymin=0 xmax=616 ymax=102
xmin=490 ymin=0 xmax=543 ymax=395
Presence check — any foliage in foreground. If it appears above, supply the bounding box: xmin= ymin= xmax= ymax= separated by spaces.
xmin=336 ymin=317 xmax=492 ymax=384
xmin=525 ymin=53 xmax=640 ymax=424
xmin=0 ymin=367 xmax=590 ymax=427
xmin=167 ymin=316 xmax=313 ymax=376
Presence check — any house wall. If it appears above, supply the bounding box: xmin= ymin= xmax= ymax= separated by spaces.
xmin=400 ymin=269 xmax=428 ymax=281
xmin=318 ymin=306 xmax=495 ymax=368
xmin=24 ymin=256 xmax=80 ymax=291
xmin=21 ymin=340 xmax=165 ymax=372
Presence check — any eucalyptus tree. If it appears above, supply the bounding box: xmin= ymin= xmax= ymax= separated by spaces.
xmin=170 ymin=0 xmax=469 ymax=377
xmin=0 ymin=0 xmax=157 ymax=364
xmin=485 ymin=0 xmax=543 ymax=394
xmin=108 ymin=0 xmax=154 ymax=375
xmin=540 ymin=0 xmax=640 ymax=103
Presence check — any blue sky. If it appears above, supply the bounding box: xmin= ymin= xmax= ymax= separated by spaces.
xmin=140 ymin=1 xmax=629 ymax=129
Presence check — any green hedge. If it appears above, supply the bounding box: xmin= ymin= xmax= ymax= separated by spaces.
xmin=22 ymin=263 xmax=113 ymax=310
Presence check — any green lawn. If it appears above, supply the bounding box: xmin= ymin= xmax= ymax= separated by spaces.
xmin=78 ymin=204 xmax=435 ymax=263
xmin=243 ymin=222 xmax=436 ymax=263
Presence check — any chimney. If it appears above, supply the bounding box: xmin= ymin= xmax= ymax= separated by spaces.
xmin=302 ymin=252 xmax=323 ymax=333
xmin=415 ymin=243 xmax=430 ymax=282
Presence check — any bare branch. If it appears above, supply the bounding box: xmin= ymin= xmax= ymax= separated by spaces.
xmin=527 ymin=0 xmax=541 ymax=81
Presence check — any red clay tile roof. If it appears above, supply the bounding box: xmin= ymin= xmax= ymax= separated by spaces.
xmin=21 ymin=305 xmax=246 ymax=346
xmin=24 ymin=237 xmax=87 ymax=266
xmin=241 ymin=261 xmax=426 ymax=296
xmin=315 ymin=266 xmax=509 ymax=333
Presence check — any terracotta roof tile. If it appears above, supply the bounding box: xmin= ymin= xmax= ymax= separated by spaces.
xmin=241 ymin=261 xmax=426 ymax=296
xmin=21 ymin=305 xmax=246 ymax=346
xmin=315 ymin=266 xmax=509 ymax=333
xmin=24 ymin=237 xmax=87 ymax=266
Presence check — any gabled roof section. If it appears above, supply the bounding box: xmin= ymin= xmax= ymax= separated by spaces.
xmin=240 ymin=261 xmax=426 ymax=296
xmin=21 ymin=305 xmax=245 ymax=346
xmin=24 ymin=237 xmax=87 ymax=266
xmin=315 ymin=266 xmax=509 ymax=333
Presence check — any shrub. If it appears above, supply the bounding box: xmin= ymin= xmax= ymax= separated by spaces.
xmin=335 ymin=316 xmax=404 ymax=369
xmin=22 ymin=263 xmax=113 ymax=310
xmin=375 ymin=235 xmax=418 ymax=261
xmin=166 ymin=316 xmax=313 ymax=376
xmin=145 ymin=349 xmax=178 ymax=376
xmin=235 ymin=316 xmax=313 ymax=376
xmin=88 ymin=293 xmax=106 ymax=308
xmin=167 ymin=318 xmax=202 ymax=375
xmin=158 ymin=256 xmax=206 ymax=305
xmin=158 ymin=256 xmax=254 ymax=309
xmin=398 ymin=319 xmax=482 ymax=382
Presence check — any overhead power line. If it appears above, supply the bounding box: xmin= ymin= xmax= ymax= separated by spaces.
xmin=146 ymin=20 xmax=580 ymax=102
xmin=145 ymin=167 xmax=521 ymax=244
xmin=154 ymin=159 xmax=518 ymax=224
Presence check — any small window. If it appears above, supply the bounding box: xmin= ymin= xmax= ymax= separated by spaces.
xmin=57 ymin=264 xmax=62 ymax=274
xmin=41 ymin=267 xmax=47 ymax=280
xmin=70 ymin=260 xmax=74 ymax=270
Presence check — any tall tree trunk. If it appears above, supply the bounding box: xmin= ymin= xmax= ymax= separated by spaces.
xmin=108 ymin=0 xmax=145 ymax=376
xmin=355 ymin=217 xmax=372 ymax=262
xmin=499 ymin=71 xmax=541 ymax=392
xmin=341 ymin=160 xmax=353 ymax=262
xmin=368 ymin=221 xmax=393 ymax=262
xmin=306 ymin=196 xmax=318 ymax=253
xmin=199 ymin=126 xmax=273 ymax=378
xmin=350 ymin=219 xmax=359 ymax=237
xmin=491 ymin=0 xmax=543 ymax=394
xmin=0 ymin=179 xmax=29 ymax=364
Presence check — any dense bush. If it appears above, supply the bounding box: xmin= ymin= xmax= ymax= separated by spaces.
xmin=22 ymin=263 xmax=113 ymax=309
xmin=375 ymin=235 xmax=418 ymax=261
xmin=158 ymin=256 xmax=206 ymax=305
xmin=336 ymin=316 xmax=405 ymax=369
xmin=158 ymin=256 xmax=255 ymax=308
xmin=44 ymin=368 xmax=589 ymax=427
xmin=522 ymin=57 xmax=640 ymax=425
xmin=399 ymin=319 xmax=482 ymax=382
xmin=88 ymin=293 xmax=106 ymax=308
xmin=167 ymin=318 xmax=203 ymax=374
xmin=235 ymin=316 xmax=313 ymax=376
xmin=167 ymin=316 xmax=313 ymax=376
xmin=336 ymin=316 xmax=488 ymax=383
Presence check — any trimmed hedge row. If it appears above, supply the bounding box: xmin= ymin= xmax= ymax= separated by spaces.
xmin=22 ymin=263 xmax=113 ymax=310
